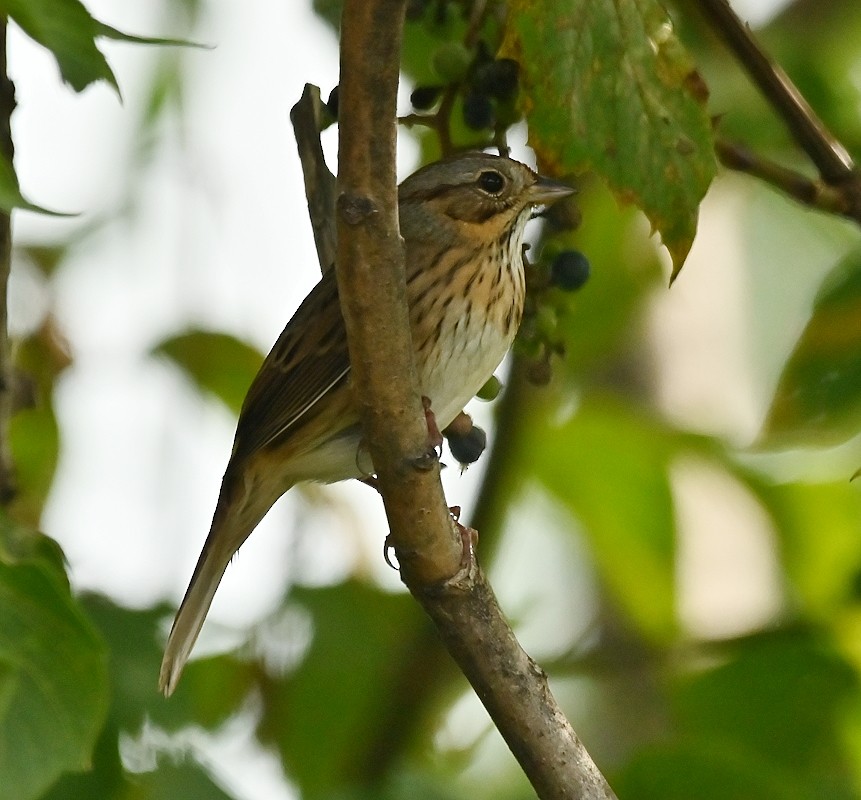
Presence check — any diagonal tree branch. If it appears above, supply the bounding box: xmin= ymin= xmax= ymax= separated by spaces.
xmin=696 ymin=0 xmax=861 ymax=221
xmin=697 ymin=0 xmax=855 ymax=182
xmin=715 ymin=138 xmax=860 ymax=220
xmin=333 ymin=2 xmax=617 ymax=798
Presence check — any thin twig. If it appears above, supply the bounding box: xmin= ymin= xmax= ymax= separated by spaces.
xmin=463 ymin=0 xmax=488 ymax=48
xmin=715 ymin=138 xmax=855 ymax=217
xmin=696 ymin=0 xmax=855 ymax=184
xmin=0 ymin=21 xmax=16 ymax=504
xmin=290 ymin=84 xmax=337 ymax=272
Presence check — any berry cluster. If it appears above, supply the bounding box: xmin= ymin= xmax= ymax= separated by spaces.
xmin=519 ymin=248 xmax=592 ymax=385
xmin=328 ymin=1 xmax=586 ymax=449
xmin=407 ymin=27 xmax=521 ymax=137
xmin=461 ymin=55 xmax=519 ymax=131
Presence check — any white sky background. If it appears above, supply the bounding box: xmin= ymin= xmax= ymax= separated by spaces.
xmin=15 ymin=0 xmax=395 ymax=614
xmin=10 ymin=3 xmax=503 ymax=795
xmin=8 ymin=0 xmax=826 ymax=796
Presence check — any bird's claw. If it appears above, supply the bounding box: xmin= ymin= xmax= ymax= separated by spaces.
xmin=360 ymin=475 xmax=380 ymax=493
xmin=383 ymin=534 xmax=398 ymax=570
xmin=383 ymin=508 xmax=477 ymax=572
xmin=421 ymin=395 xmax=444 ymax=457
xmin=449 ymin=505 xmax=479 ymax=569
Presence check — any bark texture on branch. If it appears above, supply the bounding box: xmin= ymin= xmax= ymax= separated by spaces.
xmin=335 ymin=0 xmax=464 ymax=586
xmin=290 ymin=84 xmax=337 ymax=273
xmin=332 ymin=3 xmax=617 ymax=798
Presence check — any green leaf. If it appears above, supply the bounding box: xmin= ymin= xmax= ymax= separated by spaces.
xmin=0 ymin=152 xmax=73 ymax=216
xmin=2 ymin=0 xmax=117 ymax=92
xmin=620 ymin=629 xmax=859 ymax=799
xmin=130 ymin=761 xmax=238 ymax=800
xmin=502 ymin=0 xmax=716 ymax=278
xmin=95 ymin=22 xmax=207 ymax=50
xmin=752 ymin=480 xmax=861 ymax=615
xmin=674 ymin=630 xmax=857 ymax=779
xmin=258 ymin=582 xmax=421 ymax=795
xmin=39 ymin=721 xmax=126 ymax=800
xmin=80 ymin=595 xmax=253 ymax=734
xmin=525 ymin=396 xmax=682 ymax=640
xmin=8 ymin=403 xmax=59 ymax=528
xmin=0 ymin=560 xmax=109 ymax=800
xmin=0 ymin=510 xmax=67 ymax=579
xmin=2 ymin=0 xmax=203 ymax=95
xmin=616 ymin=742 xmax=812 ymax=800
xmin=79 ymin=598 xmax=169 ymax=732
xmin=164 ymin=651 xmax=257 ymax=730
xmin=153 ymin=330 xmax=264 ymax=416
xmin=762 ymin=249 xmax=861 ymax=446
xmin=9 ymin=323 xmax=69 ymax=528
xmin=40 ymin=721 xmax=241 ymax=799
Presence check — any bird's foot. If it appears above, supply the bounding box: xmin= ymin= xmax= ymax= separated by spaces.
xmin=449 ymin=505 xmax=479 ymax=569
xmin=421 ymin=395 xmax=444 ymax=455
xmin=382 ymin=508 xmax=478 ymax=572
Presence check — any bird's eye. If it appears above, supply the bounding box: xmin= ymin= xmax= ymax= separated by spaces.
xmin=477 ymin=170 xmax=505 ymax=194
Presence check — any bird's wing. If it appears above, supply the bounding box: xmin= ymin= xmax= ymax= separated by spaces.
xmin=230 ymin=268 xmax=352 ymax=462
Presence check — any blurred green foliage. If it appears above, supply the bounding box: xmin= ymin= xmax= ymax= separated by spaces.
xmin=6 ymin=0 xmax=861 ymax=798
xmin=154 ymin=330 xmax=265 ymax=417
xmin=0 ymin=515 xmax=109 ymax=800
xmin=763 ymin=248 xmax=861 ymax=445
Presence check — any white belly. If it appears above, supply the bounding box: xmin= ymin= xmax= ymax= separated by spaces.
xmin=416 ymin=297 xmax=516 ymax=431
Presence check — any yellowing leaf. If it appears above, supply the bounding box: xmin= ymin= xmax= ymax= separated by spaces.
xmin=502 ymin=0 xmax=716 ymax=278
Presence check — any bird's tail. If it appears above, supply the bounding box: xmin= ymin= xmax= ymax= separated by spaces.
xmin=158 ymin=478 xmax=271 ymax=696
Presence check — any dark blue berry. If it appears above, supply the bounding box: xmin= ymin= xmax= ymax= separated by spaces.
xmin=448 ymin=425 xmax=487 ymax=465
xmin=551 ymin=250 xmax=591 ymax=291
xmin=462 ymin=91 xmax=495 ymax=130
xmin=473 ymin=58 xmax=519 ymax=101
xmin=410 ymin=85 xmax=443 ymax=110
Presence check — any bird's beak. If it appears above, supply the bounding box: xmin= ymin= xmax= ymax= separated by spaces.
xmin=529 ymin=175 xmax=575 ymax=205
